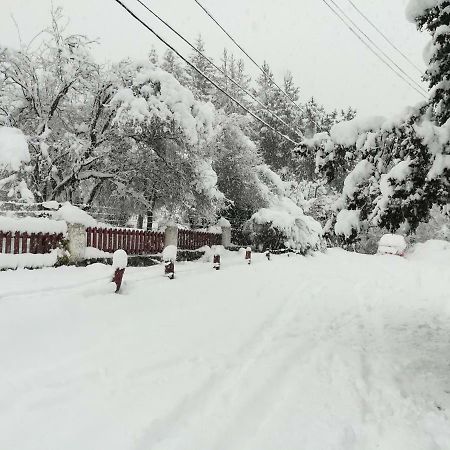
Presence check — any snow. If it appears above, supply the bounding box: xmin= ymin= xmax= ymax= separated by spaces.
xmin=406 ymin=0 xmax=445 ymax=21
xmin=0 ymin=215 xmax=67 ymax=234
xmin=113 ymin=64 xmax=215 ymax=146
xmin=1 ymin=247 xmax=450 ymax=449
xmin=0 ymin=126 xmax=30 ymax=172
xmin=378 ymin=234 xmax=407 ymax=255
xmin=52 ymin=202 xmax=97 ymax=227
xmin=334 ymin=209 xmax=361 ymax=238
xmin=342 ymin=159 xmax=374 ymax=199
xmin=85 ymin=246 xmax=113 ymax=260
xmin=0 ymin=250 xmax=58 ymax=269
xmin=162 ymin=244 xmax=177 ymax=262
xmin=407 ymin=239 xmax=450 ymax=264
xmin=212 ymin=244 xmax=223 ymax=256
xmin=330 ymin=116 xmax=385 ymax=146
xmin=427 ymin=153 xmax=450 ymax=179
xmin=217 ymin=217 xmax=231 ymax=228
xmin=113 ymin=249 xmax=128 ymax=269
xmin=250 ymin=196 xmax=323 ymax=251
xmin=42 ymin=200 xmax=60 ymax=210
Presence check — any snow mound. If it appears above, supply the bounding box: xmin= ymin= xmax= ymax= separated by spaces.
xmin=0 ymin=126 xmax=30 ymax=172
xmin=85 ymin=247 xmax=113 ymax=260
xmin=378 ymin=234 xmax=407 ymax=255
xmin=0 ymin=250 xmax=58 ymax=270
xmin=52 ymin=202 xmax=97 ymax=227
xmin=407 ymin=239 xmax=450 ymax=263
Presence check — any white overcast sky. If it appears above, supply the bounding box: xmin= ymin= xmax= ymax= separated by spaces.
xmin=0 ymin=0 xmax=429 ymax=117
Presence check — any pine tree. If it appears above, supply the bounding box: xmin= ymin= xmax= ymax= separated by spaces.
xmin=253 ymin=63 xmax=302 ymax=173
xmin=185 ymin=35 xmax=215 ymax=102
xmin=214 ymin=49 xmax=251 ymax=113
xmin=413 ymin=1 xmax=450 ymax=125
xmin=148 ymin=46 xmax=159 ymax=66
xmin=161 ymin=49 xmax=188 ymax=85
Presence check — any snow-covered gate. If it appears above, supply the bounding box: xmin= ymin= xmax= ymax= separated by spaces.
xmin=0 ymin=230 xmax=63 ymax=254
xmin=177 ymin=229 xmax=222 ymax=250
xmin=86 ymin=227 xmax=165 ymax=255
xmin=86 ymin=227 xmax=222 ymax=254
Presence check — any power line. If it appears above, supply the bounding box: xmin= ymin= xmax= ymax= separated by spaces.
xmin=329 ymin=0 xmax=426 ymax=94
xmin=192 ymin=0 xmax=314 ymax=120
xmin=324 ymin=0 xmax=427 ymax=97
xmin=134 ymin=0 xmax=304 ymax=139
xmin=112 ymin=0 xmax=300 ymax=146
xmin=321 ymin=0 xmax=427 ymax=98
xmin=343 ymin=0 xmax=423 ymax=75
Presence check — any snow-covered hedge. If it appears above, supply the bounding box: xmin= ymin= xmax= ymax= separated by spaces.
xmin=0 ymin=216 xmax=67 ymax=234
xmin=246 ymin=197 xmax=323 ymax=253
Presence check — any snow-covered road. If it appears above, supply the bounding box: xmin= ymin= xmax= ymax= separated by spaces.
xmin=1 ymin=245 xmax=450 ymax=450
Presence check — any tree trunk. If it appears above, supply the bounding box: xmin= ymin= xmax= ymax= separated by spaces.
xmin=146 ymin=210 xmax=153 ymax=231
xmin=137 ymin=214 xmax=144 ymax=229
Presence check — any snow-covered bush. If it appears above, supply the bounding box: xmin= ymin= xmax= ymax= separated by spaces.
xmin=0 ymin=126 xmax=34 ymax=202
xmin=245 ymin=196 xmax=323 ymax=254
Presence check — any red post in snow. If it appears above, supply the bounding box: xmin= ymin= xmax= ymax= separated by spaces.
xmin=245 ymin=246 xmax=251 ymax=265
xmin=162 ymin=244 xmax=177 ymax=280
xmin=112 ymin=250 xmax=128 ymax=293
xmin=213 ymin=245 xmax=223 ymax=270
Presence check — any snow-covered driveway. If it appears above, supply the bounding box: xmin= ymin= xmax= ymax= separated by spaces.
xmin=1 ymin=247 xmax=450 ymax=450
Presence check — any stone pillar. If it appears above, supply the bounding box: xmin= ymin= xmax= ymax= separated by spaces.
xmin=164 ymin=225 xmax=178 ymax=248
xmin=67 ymin=223 xmax=86 ymax=263
xmin=221 ymin=226 xmax=231 ymax=248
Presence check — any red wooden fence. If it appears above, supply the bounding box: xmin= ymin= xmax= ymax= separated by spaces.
xmin=177 ymin=229 xmax=222 ymax=250
xmin=86 ymin=227 xmax=165 ymax=255
xmin=86 ymin=227 xmax=222 ymax=254
xmin=0 ymin=231 xmax=63 ymax=254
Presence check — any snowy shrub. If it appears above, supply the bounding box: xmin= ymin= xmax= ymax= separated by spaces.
xmin=245 ymin=197 xmax=323 ymax=254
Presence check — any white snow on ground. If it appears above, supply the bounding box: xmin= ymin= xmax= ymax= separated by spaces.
xmin=1 ymin=247 xmax=450 ymax=449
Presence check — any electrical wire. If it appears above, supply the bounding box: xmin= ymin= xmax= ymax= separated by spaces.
xmin=321 ymin=0 xmax=427 ymax=98
xmin=135 ymin=0 xmax=304 ymax=138
xmin=192 ymin=0 xmax=317 ymax=121
xmin=343 ymin=0 xmax=423 ymax=74
xmin=112 ymin=0 xmax=301 ymax=145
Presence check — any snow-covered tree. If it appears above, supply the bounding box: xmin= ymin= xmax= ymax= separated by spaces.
xmin=110 ymin=62 xmax=224 ymax=225
xmin=185 ymin=35 xmax=216 ymax=102
xmin=161 ymin=49 xmax=188 ymax=85
xmin=0 ymin=126 xmax=34 ymax=202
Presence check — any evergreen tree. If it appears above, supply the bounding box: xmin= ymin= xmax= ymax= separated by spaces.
xmin=253 ymin=63 xmax=302 ymax=173
xmin=412 ymin=1 xmax=450 ymax=125
xmin=148 ymin=46 xmax=159 ymax=66
xmin=185 ymin=35 xmax=215 ymax=102
xmin=214 ymin=49 xmax=251 ymax=113
xmin=161 ymin=49 xmax=188 ymax=85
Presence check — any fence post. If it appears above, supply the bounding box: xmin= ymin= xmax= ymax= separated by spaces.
xmin=245 ymin=246 xmax=252 ymax=265
xmin=163 ymin=225 xmax=178 ymax=279
xmin=112 ymin=250 xmax=128 ymax=293
xmin=218 ymin=217 xmax=232 ymax=248
xmin=67 ymin=223 xmax=87 ymax=263
xmin=213 ymin=245 xmax=222 ymax=270
xmin=164 ymin=224 xmax=178 ymax=249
